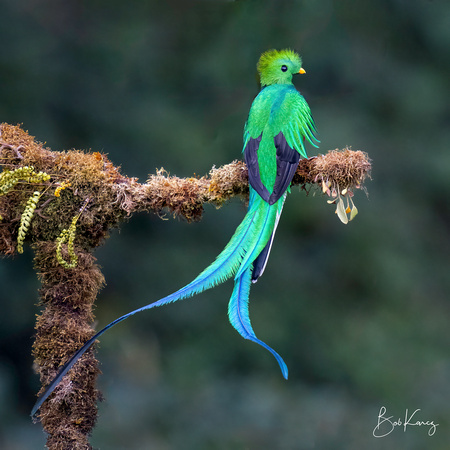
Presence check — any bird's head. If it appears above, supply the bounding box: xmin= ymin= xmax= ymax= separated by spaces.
xmin=257 ymin=49 xmax=305 ymax=87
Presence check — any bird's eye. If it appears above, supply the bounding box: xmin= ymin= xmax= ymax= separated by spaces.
xmin=281 ymin=65 xmax=288 ymax=72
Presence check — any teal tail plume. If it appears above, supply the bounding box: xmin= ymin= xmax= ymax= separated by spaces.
xmin=31 ymin=193 xmax=285 ymax=417
xmin=228 ymin=265 xmax=288 ymax=379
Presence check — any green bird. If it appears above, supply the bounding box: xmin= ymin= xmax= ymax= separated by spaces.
xmin=32 ymin=49 xmax=318 ymax=416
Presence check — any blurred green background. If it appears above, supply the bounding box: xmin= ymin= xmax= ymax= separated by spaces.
xmin=1 ymin=0 xmax=449 ymax=448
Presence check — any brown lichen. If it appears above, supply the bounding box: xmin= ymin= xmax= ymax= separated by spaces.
xmin=309 ymin=147 xmax=372 ymax=190
xmin=32 ymin=242 xmax=104 ymax=450
xmin=0 ymin=123 xmax=130 ymax=254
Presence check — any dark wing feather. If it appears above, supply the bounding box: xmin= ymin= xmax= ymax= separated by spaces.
xmin=252 ymin=235 xmax=274 ymax=282
xmin=244 ymin=134 xmax=271 ymax=203
xmin=268 ymin=132 xmax=301 ymax=205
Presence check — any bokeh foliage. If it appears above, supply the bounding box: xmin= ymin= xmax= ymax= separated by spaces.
xmin=1 ymin=0 xmax=449 ymax=449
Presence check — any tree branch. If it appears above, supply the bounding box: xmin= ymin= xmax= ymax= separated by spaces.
xmin=0 ymin=123 xmax=371 ymax=449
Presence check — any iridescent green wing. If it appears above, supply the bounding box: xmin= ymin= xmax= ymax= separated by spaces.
xmin=276 ymin=89 xmax=319 ymax=158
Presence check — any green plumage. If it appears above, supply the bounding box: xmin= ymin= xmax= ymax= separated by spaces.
xmin=31 ymin=49 xmax=319 ymax=416
xmin=245 ymin=50 xmax=318 ymax=170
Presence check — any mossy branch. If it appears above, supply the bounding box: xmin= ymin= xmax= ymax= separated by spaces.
xmin=0 ymin=123 xmax=371 ymax=449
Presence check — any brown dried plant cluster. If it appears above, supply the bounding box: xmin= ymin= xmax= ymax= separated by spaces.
xmin=310 ymin=148 xmax=371 ymax=223
xmin=0 ymin=123 xmax=370 ymax=449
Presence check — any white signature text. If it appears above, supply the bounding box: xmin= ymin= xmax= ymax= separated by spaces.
xmin=373 ymin=406 xmax=438 ymax=438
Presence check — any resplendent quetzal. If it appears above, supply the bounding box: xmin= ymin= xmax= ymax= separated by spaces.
xmin=32 ymin=49 xmax=319 ymax=416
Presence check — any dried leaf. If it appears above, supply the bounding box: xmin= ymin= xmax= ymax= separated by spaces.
xmin=336 ymin=197 xmax=348 ymax=224
xmin=350 ymin=205 xmax=358 ymax=221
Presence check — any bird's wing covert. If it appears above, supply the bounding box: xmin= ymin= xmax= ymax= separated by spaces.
xmin=279 ymin=90 xmax=319 ymax=158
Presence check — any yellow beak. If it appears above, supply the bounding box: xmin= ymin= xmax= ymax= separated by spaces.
xmin=298 ymin=68 xmax=306 ymax=74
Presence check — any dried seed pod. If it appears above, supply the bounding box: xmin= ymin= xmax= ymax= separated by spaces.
xmin=17 ymin=191 xmax=40 ymax=253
